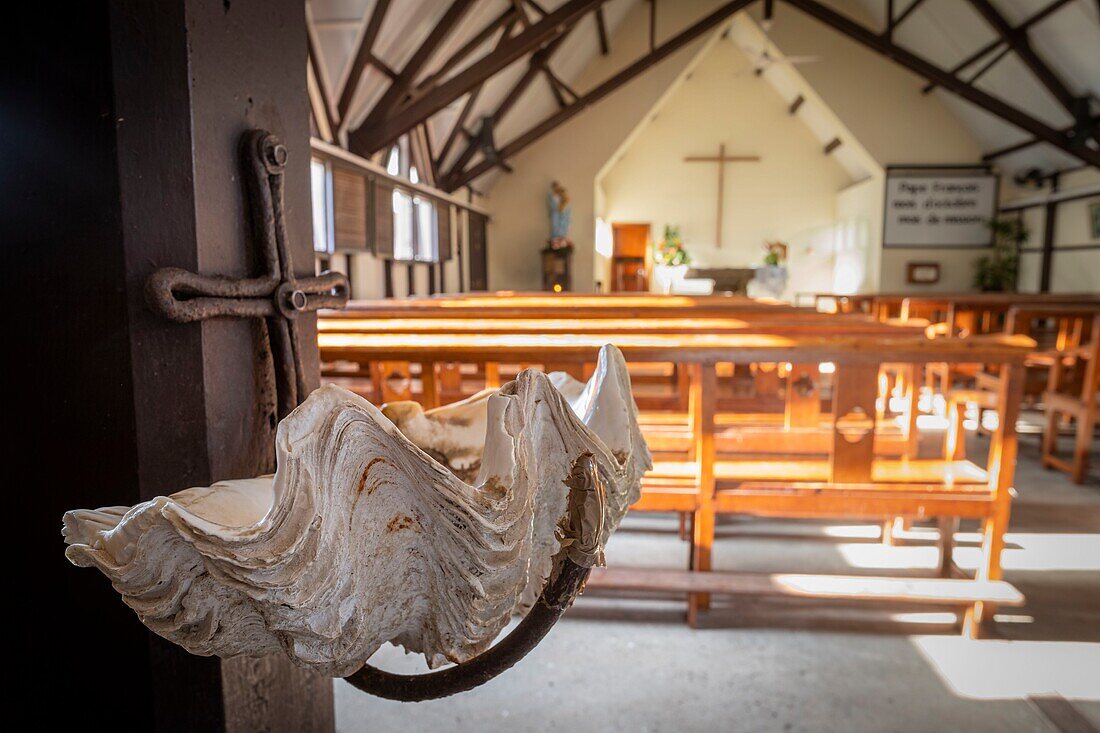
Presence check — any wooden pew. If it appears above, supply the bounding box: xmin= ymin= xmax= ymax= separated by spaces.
xmin=318 ymin=330 xmax=1033 ymax=635
xmin=319 ymin=311 xmax=928 ymax=455
xmin=1041 ymin=314 xmax=1099 ymax=484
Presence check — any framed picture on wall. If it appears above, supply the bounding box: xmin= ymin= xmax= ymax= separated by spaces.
xmin=906 ymin=261 xmax=941 ymax=284
xmin=1089 ymin=201 xmax=1100 ymax=239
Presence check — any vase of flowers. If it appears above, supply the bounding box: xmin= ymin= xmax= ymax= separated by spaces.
xmin=652 ymin=225 xmax=691 ymax=293
xmin=752 ymin=240 xmax=789 ymax=298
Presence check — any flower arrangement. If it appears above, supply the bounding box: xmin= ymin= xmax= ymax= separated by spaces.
xmin=973 ymin=218 xmax=1025 ymax=292
xmin=762 ymin=240 xmax=788 ymax=266
xmin=654 ymin=225 xmax=691 ymax=266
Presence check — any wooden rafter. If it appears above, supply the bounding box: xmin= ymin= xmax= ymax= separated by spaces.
xmin=337 ymin=0 xmax=392 ymax=125
xmin=436 ymin=17 xmax=520 ymax=170
xmin=307 ymin=55 xmax=336 ymax=143
xmin=446 ymin=0 xmax=758 ymax=190
xmin=306 ymin=3 xmax=337 ymax=142
xmin=355 ymin=0 xmax=479 ymax=140
xmin=348 ymin=0 xmax=608 ymax=158
xmin=922 ymin=0 xmax=1073 ymax=95
xmin=887 ymin=0 xmax=927 ymax=37
xmin=595 ymin=8 xmax=610 ymax=55
xmin=649 ymin=0 xmax=658 ymax=51
xmin=778 ymin=0 xmax=1099 ymax=168
xmin=965 ymin=0 xmax=1080 ymax=117
xmin=983 ymin=119 xmax=1097 ymax=162
xmin=442 ymin=21 xmax=580 ymax=186
xmin=413 ymin=6 xmax=520 ymax=94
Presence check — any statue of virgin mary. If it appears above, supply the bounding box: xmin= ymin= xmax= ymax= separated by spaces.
xmin=547 ymin=180 xmax=572 ymax=249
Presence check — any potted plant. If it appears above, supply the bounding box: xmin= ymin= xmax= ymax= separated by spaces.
xmin=652 ymin=225 xmax=692 ymax=293
xmin=973 ymin=218 xmax=1026 ymax=292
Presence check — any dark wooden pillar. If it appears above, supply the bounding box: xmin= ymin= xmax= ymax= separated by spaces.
xmin=14 ymin=1 xmax=333 ymax=729
xmin=1039 ymin=173 xmax=1060 ymax=294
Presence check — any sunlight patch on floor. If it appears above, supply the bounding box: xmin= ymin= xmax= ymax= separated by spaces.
xmin=952 ymin=533 xmax=1100 ymax=572
xmin=912 ymin=637 xmax=1100 ymax=701
xmin=835 ymin=531 xmax=1100 ymax=573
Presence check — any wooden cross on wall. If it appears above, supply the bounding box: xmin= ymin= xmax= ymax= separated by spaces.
xmin=684 ymin=144 xmax=760 ymax=248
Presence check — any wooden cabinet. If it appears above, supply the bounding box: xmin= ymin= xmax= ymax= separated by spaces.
xmin=611 ymin=223 xmax=650 ymax=292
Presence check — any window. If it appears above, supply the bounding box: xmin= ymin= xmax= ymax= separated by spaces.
xmin=414 ymin=197 xmax=437 ymax=261
xmin=383 ymin=135 xmax=440 ymax=263
xmin=392 ymin=189 xmax=415 ymax=261
xmin=310 ymin=158 xmax=332 ymax=253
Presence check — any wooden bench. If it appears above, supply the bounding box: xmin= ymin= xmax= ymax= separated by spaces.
xmin=943 ymin=306 xmax=1100 ymax=456
xmin=318 ymin=330 xmax=1033 ymax=635
xmin=319 ymin=309 xmax=928 ymax=455
xmin=1041 ymin=314 xmax=1099 ymax=484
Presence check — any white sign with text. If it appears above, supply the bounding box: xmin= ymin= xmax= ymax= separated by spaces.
xmin=884 ymin=174 xmax=997 ymax=247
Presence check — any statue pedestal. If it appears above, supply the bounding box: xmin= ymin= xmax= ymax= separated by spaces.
xmin=542 ymin=247 xmax=572 ymax=292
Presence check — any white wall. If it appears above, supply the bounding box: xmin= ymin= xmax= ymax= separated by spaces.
xmin=750 ymin=2 xmax=987 ymax=293
xmin=598 ymin=36 xmax=852 ymax=298
xmin=834 ymin=176 xmax=882 ymax=294
xmin=484 ymin=0 xmax=731 ymax=292
xmin=1013 ymin=167 xmax=1100 ymax=294
xmin=482 ymin=0 xmax=986 ymax=294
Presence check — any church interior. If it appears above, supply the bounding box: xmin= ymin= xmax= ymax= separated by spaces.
xmin=13 ymin=0 xmax=1100 ymax=731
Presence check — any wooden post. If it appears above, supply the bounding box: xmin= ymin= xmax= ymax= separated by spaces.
xmin=688 ymin=363 xmax=717 ymax=626
xmin=16 ymin=2 xmax=335 ymax=728
xmin=830 ymin=364 xmax=879 ymax=484
xmin=904 ymin=363 xmax=921 ymax=458
xmin=964 ymin=363 xmax=1024 ymax=638
xmin=421 ymin=360 xmax=439 ymax=409
xmin=785 ymin=363 xmax=821 ymax=429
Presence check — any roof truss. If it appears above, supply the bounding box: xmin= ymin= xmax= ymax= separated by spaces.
xmin=319 ymin=0 xmax=1099 ymax=190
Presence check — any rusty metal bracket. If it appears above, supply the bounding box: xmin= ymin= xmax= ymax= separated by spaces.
xmin=146 ymin=130 xmax=349 ymax=418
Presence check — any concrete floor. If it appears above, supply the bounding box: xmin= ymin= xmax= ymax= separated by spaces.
xmin=335 ymin=418 xmax=1100 ymax=733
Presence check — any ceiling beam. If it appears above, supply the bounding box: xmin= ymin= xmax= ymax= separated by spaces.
xmin=353 ymin=0 xmax=479 ymax=142
xmin=336 ymin=0 xmax=392 ymax=125
xmin=441 ymin=21 xmax=580 ymax=186
xmin=965 ymin=0 xmax=1079 ymax=115
xmin=446 ymin=0 xmax=757 ymax=190
xmin=595 ymin=7 xmax=610 ymax=55
xmin=349 ymin=0 xmax=609 ymax=158
xmin=413 ymin=6 xmax=520 ymax=94
xmin=435 ymin=17 xmax=520 ymax=171
xmin=922 ymin=0 xmax=1073 ymax=95
xmin=778 ymin=0 xmax=1099 ymax=168
xmin=649 ymin=0 xmax=658 ymax=51
xmin=306 ymin=4 xmax=337 ymax=141
xmin=888 ymin=0 xmax=927 ymax=35
xmin=983 ymin=119 xmax=1097 ymax=162
xmin=307 ymin=54 xmax=336 ymax=143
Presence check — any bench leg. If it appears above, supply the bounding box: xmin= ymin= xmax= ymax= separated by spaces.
xmin=1072 ymin=411 xmax=1094 ymax=484
xmin=687 ymin=363 xmax=716 ymax=627
xmin=937 ymin=516 xmax=959 ymax=578
xmin=965 ymin=510 xmax=1011 ymax=638
xmin=688 ymin=506 xmax=715 ymax=627
xmin=944 ymin=397 xmax=967 ymax=461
